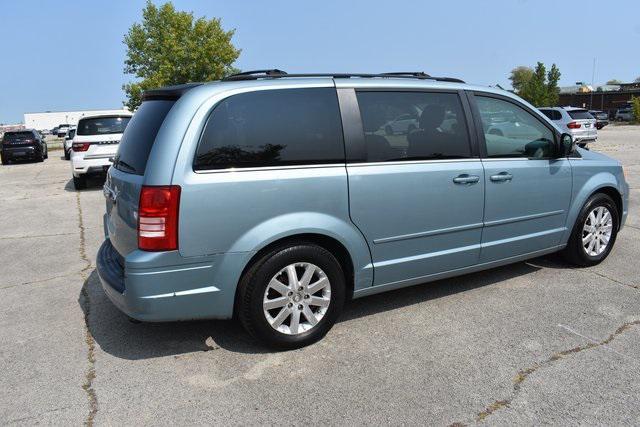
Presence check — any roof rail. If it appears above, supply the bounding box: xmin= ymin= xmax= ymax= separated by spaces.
xmin=222 ymin=69 xmax=288 ymax=81
xmin=221 ymin=70 xmax=465 ymax=83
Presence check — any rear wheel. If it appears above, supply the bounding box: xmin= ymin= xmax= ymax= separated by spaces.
xmin=73 ymin=175 xmax=87 ymax=190
xmin=237 ymin=243 xmax=346 ymax=349
xmin=64 ymin=148 xmax=70 ymax=160
xmin=563 ymin=193 xmax=619 ymax=266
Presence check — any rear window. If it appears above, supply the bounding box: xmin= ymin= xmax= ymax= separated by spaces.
xmin=3 ymin=131 xmax=34 ymax=141
xmin=77 ymin=116 xmax=131 ymax=136
xmin=567 ymin=110 xmax=593 ymax=120
xmin=194 ymin=88 xmax=344 ymax=170
xmin=113 ymin=100 xmax=175 ymax=175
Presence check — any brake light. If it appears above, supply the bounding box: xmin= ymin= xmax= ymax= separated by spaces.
xmin=72 ymin=142 xmax=90 ymax=152
xmin=138 ymin=185 xmax=181 ymax=251
xmin=567 ymin=122 xmax=581 ymax=129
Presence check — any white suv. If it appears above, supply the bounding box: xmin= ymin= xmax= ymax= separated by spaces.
xmin=70 ymin=113 xmax=132 ymax=189
xmin=538 ymin=107 xmax=597 ymax=147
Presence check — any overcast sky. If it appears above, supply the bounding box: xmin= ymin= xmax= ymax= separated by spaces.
xmin=1 ymin=0 xmax=639 ymax=124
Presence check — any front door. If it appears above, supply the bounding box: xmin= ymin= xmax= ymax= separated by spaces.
xmin=471 ymin=93 xmax=572 ymax=262
xmin=341 ymin=88 xmax=485 ymax=286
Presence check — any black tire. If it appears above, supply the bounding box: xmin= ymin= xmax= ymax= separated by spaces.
xmin=73 ymin=175 xmax=87 ymax=190
xmin=37 ymin=152 xmax=44 ymax=162
xmin=64 ymin=148 xmax=70 ymax=160
xmin=237 ymin=243 xmax=346 ymax=350
xmin=1 ymin=154 xmax=7 ymax=165
xmin=44 ymin=146 xmax=48 ymax=159
xmin=563 ymin=193 xmax=619 ymax=267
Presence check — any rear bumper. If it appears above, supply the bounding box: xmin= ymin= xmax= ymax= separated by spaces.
xmin=2 ymin=145 xmax=40 ymax=159
xmin=97 ymin=239 xmax=250 ymax=321
xmin=70 ymin=155 xmax=112 ymax=177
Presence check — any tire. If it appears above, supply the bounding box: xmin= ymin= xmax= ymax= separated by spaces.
xmin=385 ymin=125 xmax=393 ymax=136
xmin=237 ymin=243 xmax=346 ymax=350
xmin=73 ymin=175 xmax=87 ymax=190
xmin=64 ymin=148 xmax=70 ymax=160
xmin=563 ymin=193 xmax=619 ymax=267
xmin=44 ymin=146 xmax=48 ymax=159
xmin=37 ymin=152 xmax=44 ymax=162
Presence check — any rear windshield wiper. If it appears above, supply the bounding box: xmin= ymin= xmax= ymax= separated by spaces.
xmin=114 ymin=158 xmax=137 ymax=173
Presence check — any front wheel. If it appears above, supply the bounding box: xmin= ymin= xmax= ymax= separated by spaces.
xmin=237 ymin=243 xmax=346 ymax=349
xmin=563 ymin=193 xmax=619 ymax=266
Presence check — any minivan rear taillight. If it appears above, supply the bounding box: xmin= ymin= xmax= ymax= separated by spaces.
xmin=567 ymin=122 xmax=581 ymax=129
xmin=138 ymin=185 xmax=181 ymax=251
xmin=72 ymin=142 xmax=90 ymax=152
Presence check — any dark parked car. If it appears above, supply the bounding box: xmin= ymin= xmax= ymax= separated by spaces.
xmin=1 ymin=129 xmax=48 ymax=164
xmin=589 ymin=110 xmax=609 ymax=129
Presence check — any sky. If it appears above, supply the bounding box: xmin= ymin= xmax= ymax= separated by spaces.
xmin=1 ymin=0 xmax=639 ymax=124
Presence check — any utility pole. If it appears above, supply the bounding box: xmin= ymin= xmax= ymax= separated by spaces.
xmin=589 ymin=58 xmax=596 ymax=110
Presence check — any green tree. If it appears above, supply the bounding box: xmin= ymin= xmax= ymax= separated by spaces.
xmin=631 ymin=96 xmax=640 ymax=123
xmin=516 ymin=62 xmax=561 ymax=107
xmin=123 ymin=1 xmax=241 ymax=110
xmin=606 ymin=79 xmax=622 ymax=85
xmin=508 ymin=66 xmax=534 ymax=92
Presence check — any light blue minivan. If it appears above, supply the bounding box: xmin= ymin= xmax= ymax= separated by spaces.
xmin=98 ymin=70 xmax=629 ymax=349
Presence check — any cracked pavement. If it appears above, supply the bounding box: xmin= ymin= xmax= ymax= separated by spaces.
xmin=1 ymin=125 xmax=639 ymax=425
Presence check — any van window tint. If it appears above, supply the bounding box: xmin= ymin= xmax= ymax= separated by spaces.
xmin=476 ymin=96 xmax=554 ymax=158
xmin=567 ymin=110 xmax=593 ymax=120
xmin=77 ymin=116 xmax=131 ymax=135
xmin=114 ymin=100 xmax=175 ymax=175
xmin=355 ymin=91 xmax=471 ymax=162
xmin=194 ymin=88 xmax=344 ymax=170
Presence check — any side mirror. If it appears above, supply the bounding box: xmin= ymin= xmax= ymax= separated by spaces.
xmin=559 ymin=133 xmax=574 ymax=157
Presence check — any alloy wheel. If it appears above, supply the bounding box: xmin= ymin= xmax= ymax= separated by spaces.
xmin=582 ymin=206 xmax=613 ymax=256
xmin=262 ymin=262 xmax=331 ymax=335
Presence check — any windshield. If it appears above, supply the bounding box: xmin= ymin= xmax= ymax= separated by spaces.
xmin=76 ymin=116 xmax=131 ymax=136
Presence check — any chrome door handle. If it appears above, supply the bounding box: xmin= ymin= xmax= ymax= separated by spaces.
xmin=490 ymin=172 xmax=513 ymax=182
xmin=453 ymin=174 xmax=480 ymax=184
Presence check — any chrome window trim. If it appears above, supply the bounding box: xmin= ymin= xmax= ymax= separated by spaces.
xmin=193 ymin=163 xmax=345 ymax=174
xmin=347 ymin=158 xmax=480 ymax=167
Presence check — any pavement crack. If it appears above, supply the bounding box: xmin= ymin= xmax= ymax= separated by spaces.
xmin=584 ymin=269 xmax=639 ymax=290
xmin=0 ymin=232 xmax=75 ymax=241
xmin=76 ymin=191 xmax=97 ymax=426
xmin=449 ymin=319 xmax=640 ymax=426
xmin=0 ymin=273 xmax=76 ymax=290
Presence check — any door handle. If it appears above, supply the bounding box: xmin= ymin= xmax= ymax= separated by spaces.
xmin=490 ymin=172 xmax=513 ymax=182
xmin=453 ymin=174 xmax=480 ymax=185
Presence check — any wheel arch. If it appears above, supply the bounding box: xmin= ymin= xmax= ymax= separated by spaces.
xmin=563 ymin=173 xmax=624 ymax=244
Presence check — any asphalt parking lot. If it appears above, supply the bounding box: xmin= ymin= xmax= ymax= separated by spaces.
xmin=1 ymin=125 xmax=639 ymax=425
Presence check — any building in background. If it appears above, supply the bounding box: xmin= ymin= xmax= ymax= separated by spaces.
xmin=558 ymin=82 xmax=640 ymax=117
xmin=23 ymin=109 xmax=130 ymax=131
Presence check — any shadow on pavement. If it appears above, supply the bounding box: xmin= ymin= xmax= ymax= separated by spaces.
xmin=81 ymin=256 xmax=554 ymax=359
xmin=63 ymin=176 xmax=106 ymax=192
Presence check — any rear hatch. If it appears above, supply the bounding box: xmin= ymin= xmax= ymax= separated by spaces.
xmin=567 ymin=109 xmax=597 ymax=138
xmin=103 ymin=100 xmax=177 ymax=257
xmin=75 ymin=116 xmax=131 ymax=159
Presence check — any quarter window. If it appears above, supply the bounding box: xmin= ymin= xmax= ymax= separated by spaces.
xmin=476 ymin=96 xmax=555 ymax=159
xmin=194 ymin=88 xmax=344 ymax=170
xmin=355 ymin=91 xmax=471 ymax=162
